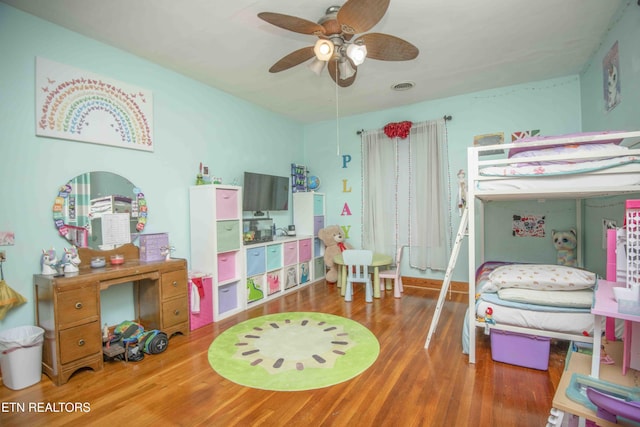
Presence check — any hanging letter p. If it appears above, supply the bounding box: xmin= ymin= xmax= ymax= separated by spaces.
xmin=342 ymin=154 xmax=351 ymax=168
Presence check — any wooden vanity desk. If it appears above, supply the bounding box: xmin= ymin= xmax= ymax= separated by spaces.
xmin=34 ymin=244 xmax=188 ymax=386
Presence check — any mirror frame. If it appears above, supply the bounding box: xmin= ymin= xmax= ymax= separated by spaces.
xmin=52 ymin=171 xmax=147 ymax=249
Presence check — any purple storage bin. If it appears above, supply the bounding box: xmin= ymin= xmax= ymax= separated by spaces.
xmin=490 ymin=330 xmax=551 ymax=370
xmin=138 ymin=233 xmax=169 ymax=262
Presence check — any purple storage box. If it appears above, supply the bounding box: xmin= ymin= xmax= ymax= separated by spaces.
xmin=138 ymin=233 xmax=169 ymax=262
xmin=490 ymin=330 xmax=551 ymax=370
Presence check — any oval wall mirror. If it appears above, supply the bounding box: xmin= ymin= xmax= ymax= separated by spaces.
xmin=52 ymin=171 xmax=147 ymax=250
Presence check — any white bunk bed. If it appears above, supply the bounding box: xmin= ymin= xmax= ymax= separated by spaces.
xmin=466 ymin=130 xmax=640 ymax=364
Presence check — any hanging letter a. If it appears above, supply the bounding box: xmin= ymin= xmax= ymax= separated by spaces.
xmin=341 ymin=203 xmax=352 ymax=216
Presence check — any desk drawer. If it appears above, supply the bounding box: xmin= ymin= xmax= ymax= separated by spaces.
xmin=59 ymin=321 xmax=101 ymax=364
xmin=57 ymin=286 xmax=99 ymax=327
xmin=162 ymin=297 xmax=189 ymax=328
xmin=162 ymin=270 xmax=187 ymax=300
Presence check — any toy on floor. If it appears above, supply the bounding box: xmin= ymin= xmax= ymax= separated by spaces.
xmin=600 ymin=345 xmax=615 ymax=365
xmin=552 ymin=229 xmax=577 ymax=267
xmin=318 ymin=225 xmax=353 ymax=283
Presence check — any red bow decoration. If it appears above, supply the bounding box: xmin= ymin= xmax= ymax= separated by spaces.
xmin=384 ymin=121 xmax=412 ymax=139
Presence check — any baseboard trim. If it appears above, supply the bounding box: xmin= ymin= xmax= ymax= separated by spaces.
xmin=402 ymin=277 xmax=468 ymax=294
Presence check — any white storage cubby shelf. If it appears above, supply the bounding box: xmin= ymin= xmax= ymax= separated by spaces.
xmin=189 ymin=185 xmax=244 ymax=321
xmin=189 ymin=187 xmax=328 ymax=321
xmin=244 ymin=235 xmax=316 ymax=306
xmin=293 ymin=192 xmax=326 ymax=282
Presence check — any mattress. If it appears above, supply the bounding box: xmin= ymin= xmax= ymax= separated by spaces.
xmin=475 ymin=297 xmax=595 ymax=335
xmin=477 ymin=163 xmax=640 ymax=192
xmin=462 ymin=262 xmax=599 ymax=354
xmin=476 ymin=142 xmax=640 ymax=192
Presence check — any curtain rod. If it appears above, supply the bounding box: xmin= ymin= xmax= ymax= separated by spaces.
xmin=356 ymin=115 xmax=452 ymax=135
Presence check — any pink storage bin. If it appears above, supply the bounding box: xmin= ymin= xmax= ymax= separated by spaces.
xmin=189 ymin=273 xmax=213 ymax=330
xmin=298 ymin=238 xmax=312 ymax=262
xmin=215 ymin=188 xmax=238 ymax=219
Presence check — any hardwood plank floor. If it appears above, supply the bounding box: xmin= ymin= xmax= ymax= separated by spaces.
xmin=0 ymin=281 xmax=568 ymax=427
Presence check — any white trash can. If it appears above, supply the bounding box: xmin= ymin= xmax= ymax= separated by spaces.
xmin=0 ymin=325 xmax=45 ymax=390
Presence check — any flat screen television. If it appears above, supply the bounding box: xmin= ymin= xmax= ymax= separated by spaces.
xmin=242 ymin=172 xmax=290 ymax=213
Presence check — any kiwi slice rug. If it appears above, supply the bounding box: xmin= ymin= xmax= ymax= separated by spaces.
xmin=208 ymin=312 xmax=379 ymax=391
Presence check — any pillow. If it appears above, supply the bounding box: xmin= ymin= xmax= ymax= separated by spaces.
xmin=484 ymin=264 xmax=596 ymax=292
xmin=497 ymin=288 xmax=593 ymax=308
xmin=507 ymin=131 xmax=624 ymax=158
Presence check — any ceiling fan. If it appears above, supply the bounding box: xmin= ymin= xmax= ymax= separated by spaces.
xmin=258 ymin=0 xmax=419 ymax=87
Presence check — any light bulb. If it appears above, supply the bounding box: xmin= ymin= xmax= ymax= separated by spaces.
xmin=313 ymin=39 xmax=334 ymax=61
xmin=346 ymin=44 xmax=367 ymax=66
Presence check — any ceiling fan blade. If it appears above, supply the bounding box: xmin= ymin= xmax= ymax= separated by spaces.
xmin=268 ymin=46 xmax=316 ymax=73
xmin=258 ymin=12 xmax=326 ymax=36
xmin=337 ymin=0 xmax=390 ymax=34
xmin=327 ymin=58 xmax=357 ymax=88
xmin=355 ymin=33 xmax=419 ymax=61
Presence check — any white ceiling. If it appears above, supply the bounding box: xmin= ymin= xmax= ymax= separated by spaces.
xmin=2 ymin=0 xmax=624 ymax=123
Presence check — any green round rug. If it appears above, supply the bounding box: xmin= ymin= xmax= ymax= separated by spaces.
xmin=208 ymin=312 xmax=379 ymax=391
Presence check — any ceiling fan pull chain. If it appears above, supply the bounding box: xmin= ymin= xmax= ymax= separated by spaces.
xmin=336 ymin=60 xmax=340 ymax=156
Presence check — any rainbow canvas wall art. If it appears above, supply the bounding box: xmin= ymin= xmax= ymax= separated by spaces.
xmin=36 ymin=57 xmax=153 ymax=152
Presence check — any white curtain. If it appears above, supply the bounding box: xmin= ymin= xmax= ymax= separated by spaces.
xmin=362 ymin=119 xmax=451 ymax=271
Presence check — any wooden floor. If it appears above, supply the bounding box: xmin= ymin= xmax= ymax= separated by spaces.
xmin=0 ymin=281 xmax=568 ymax=427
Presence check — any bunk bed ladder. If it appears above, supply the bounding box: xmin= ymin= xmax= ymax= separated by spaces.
xmin=424 ymin=205 xmax=469 ymax=349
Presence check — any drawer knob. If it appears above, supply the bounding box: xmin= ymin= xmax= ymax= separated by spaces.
xmin=173 ymin=309 xmax=180 ymax=316
xmin=75 ymin=302 xmax=83 ymax=309
xmin=172 ymin=281 xmax=178 ymax=287
xmin=78 ymin=339 xmax=85 ymax=347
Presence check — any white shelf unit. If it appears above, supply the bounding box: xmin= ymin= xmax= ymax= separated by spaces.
xmin=244 ymin=235 xmax=316 ymax=306
xmin=293 ymin=192 xmax=326 ymax=281
xmin=189 ymin=185 xmax=244 ymax=321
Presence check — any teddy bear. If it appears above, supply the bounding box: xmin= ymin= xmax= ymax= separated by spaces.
xmin=318 ymin=225 xmax=353 ymax=283
xmin=552 ymin=228 xmax=577 ymax=267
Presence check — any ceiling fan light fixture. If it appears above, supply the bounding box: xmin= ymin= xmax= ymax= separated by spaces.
xmin=338 ymin=58 xmax=356 ymax=80
xmin=308 ymin=58 xmax=327 ymax=75
xmin=314 ymin=39 xmax=334 ymax=61
xmin=346 ymin=43 xmax=367 ymax=66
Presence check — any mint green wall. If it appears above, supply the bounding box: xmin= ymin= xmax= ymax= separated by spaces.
xmin=580 ymin=2 xmax=640 ymax=132
xmin=303 ymin=76 xmax=582 ymax=282
xmin=2 ymin=2 xmax=637 ymax=331
xmin=0 ymin=4 xmax=303 ymax=329
xmin=579 ymin=3 xmax=640 ymax=276
xmin=303 ymin=3 xmax=640 ymax=284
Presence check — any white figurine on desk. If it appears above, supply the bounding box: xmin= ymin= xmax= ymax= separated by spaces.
xmin=160 ymin=245 xmax=175 ymax=261
xmin=41 ymin=248 xmax=58 ymax=275
xmin=63 ymin=246 xmax=81 ymax=275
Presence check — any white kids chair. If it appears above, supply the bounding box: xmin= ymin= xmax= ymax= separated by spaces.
xmin=342 ymin=250 xmax=374 ymax=303
xmin=379 ymin=245 xmax=404 ymax=298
